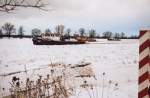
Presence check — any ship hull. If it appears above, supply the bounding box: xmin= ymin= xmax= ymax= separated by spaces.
xmin=32 ymin=37 xmax=86 ymax=45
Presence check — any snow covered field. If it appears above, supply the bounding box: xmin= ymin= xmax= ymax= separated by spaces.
xmin=0 ymin=38 xmax=138 ymax=98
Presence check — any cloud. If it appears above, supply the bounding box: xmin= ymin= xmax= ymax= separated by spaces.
xmin=0 ymin=0 xmax=150 ymax=35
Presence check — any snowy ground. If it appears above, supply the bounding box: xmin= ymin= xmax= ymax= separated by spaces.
xmin=0 ymin=38 xmax=138 ymax=98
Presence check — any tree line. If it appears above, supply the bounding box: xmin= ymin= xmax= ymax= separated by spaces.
xmin=0 ymin=22 xmax=138 ymax=39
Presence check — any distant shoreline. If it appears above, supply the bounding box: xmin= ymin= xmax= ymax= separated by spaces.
xmin=0 ymin=35 xmax=138 ymax=39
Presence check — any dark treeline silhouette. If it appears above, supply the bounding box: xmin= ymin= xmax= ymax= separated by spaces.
xmin=0 ymin=23 xmax=138 ymax=39
xmin=100 ymin=31 xmax=138 ymax=39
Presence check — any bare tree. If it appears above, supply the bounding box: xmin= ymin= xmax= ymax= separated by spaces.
xmin=0 ymin=0 xmax=47 ymax=12
xmin=129 ymin=35 xmax=138 ymax=39
xmin=32 ymin=28 xmax=41 ymax=37
xmin=89 ymin=29 xmax=96 ymax=38
xmin=66 ymin=28 xmax=71 ymax=36
xmin=102 ymin=31 xmax=113 ymax=39
xmin=55 ymin=25 xmax=65 ymax=35
xmin=79 ymin=28 xmax=85 ymax=37
xmin=114 ymin=33 xmax=120 ymax=39
xmin=18 ymin=26 xmax=24 ymax=38
xmin=0 ymin=28 xmax=3 ymax=38
xmin=63 ymin=28 xmax=71 ymax=39
xmin=66 ymin=28 xmax=71 ymax=34
xmin=2 ymin=22 xmax=16 ymax=38
xmin=120 ymin=32 xmax=126 ymax=39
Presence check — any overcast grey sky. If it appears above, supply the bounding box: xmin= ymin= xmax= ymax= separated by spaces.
xmin=0 ymin=0 xmax=150 ymax=35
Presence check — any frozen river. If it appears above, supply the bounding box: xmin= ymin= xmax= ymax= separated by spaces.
xmin=0 ymin=38 xmax=138 ymax=98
